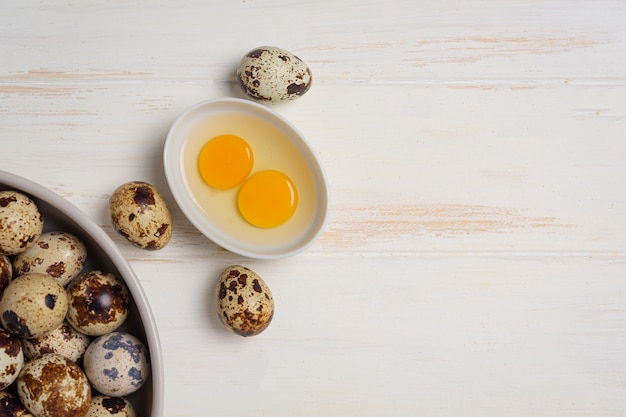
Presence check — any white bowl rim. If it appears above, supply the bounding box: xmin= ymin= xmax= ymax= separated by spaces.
xmin=0 ymin=169 xmax=164 ymax=417
xmin=163 ymin=97 xmax=329 ymax=259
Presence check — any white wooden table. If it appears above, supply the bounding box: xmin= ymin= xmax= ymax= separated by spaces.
xmin=2 ymin=1 xmax=625 ymax=416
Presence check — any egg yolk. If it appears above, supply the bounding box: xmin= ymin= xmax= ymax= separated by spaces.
xmin=198 ymin=135 xmax=253 ymax=190
xmin=237 ymin=170 xmax=298 ymax=228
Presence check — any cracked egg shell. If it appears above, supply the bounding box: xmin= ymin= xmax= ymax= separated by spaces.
xmin=66 ymin=271 xmax=130 ymax=337
xmin=21 ymin=321 xmax=91 ymax=364
xmin=0 ymin=391 xmax=34 ymax=417
xmin=87 ymin=395 xmax=136 ymax=417
xmin=0 ymin=273 xmax=68 ymax=339
xmin=13 ymin=232 xmax=87 ymax=287
xmin=83 ymin=332 xmax=150 ymax=397
xmin=0 ymin=191 xmax=43 ymax=257
xmin=17 ymin=353 xmax=91 ymax=417
xmin=109 ymin=181 xmax=172 ymax=250
xmin=237 ymin=46 xmax=312 ymax=103
xmin=215 ymin=265 xmax=274 ymax=337
xmin=0 ymin=328 xmax=24 ymax=390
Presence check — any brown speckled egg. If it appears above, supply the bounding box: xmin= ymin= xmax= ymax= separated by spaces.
xmin=109 ymin=181 xmax=172 ymax=250
xmin=21 ymin=321 xmax=91 ymax=364
xmin=66 ymin=271 xmax=129 ymax=337
xmin=215 ymin=265 xmax=274 ymax=337
xmin=0 ymin=255 xmax=11 ymax=297
xmin=17 ymin=353 xmax=91 ymax=417
xmin=0 ymin=273 xmax=68 ymax=339
xmin=13 ymin=232 xmax=87 ymax=287
xmin=0 ymin=391 xmax=34 ymax=416
xmin=0 ymin=191 xmax=44 ymax=256
xmin=86 ymin=395 xmax=136 ymax=417
xmin=83 ymin=332 xmax=150 ymax=397
xmin=0 ymin=328 xmax=24 ymax=390
xmin=237 ymin=46 xmax=312 ymax=103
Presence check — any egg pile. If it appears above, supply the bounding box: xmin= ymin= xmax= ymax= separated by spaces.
xmin=0 ymin=190 xmax=148 ymax=417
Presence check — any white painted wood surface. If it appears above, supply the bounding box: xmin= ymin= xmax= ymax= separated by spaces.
xmin=2 ymin=1 xmax=626 ymax=416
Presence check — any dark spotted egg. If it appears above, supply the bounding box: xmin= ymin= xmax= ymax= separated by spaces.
xmin=87 ymin=395 xmax=136 ymax=417
xmin=66 ymin=270 xmax=130 ymax=337
xmin=83 ymin=332 xmax=150 ymax=397
xmin=215 ymin=265 xmax=274 ymax=337
xmin=0 ymin=190 xmax=43 ymax=256
xmin=237 ymin=46 xmax=313 ymax=103
xmin=108 ymin=181 xmax=172 ymax=250
xmin=0 ymin=255 xmax=11 ymax=297
xmin=0 ymin=328 xmax=24 ymax=390
xmin=0 ymin=391 xmax=33 ymax=416
xmin=0 ymin=273 xmax=68 ymax=339
xmin=17 ymin=353 xmax=91 ymax=417
xmin=13 ymin=231 xmax=87 ymax=287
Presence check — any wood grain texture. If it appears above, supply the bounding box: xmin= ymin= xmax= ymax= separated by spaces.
xmin=1 ymin=1 xmax=625 ymax=416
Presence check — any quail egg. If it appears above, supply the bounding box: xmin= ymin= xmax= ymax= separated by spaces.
xmin=66 ymin=270 xmax=130 ymax=337
xmin=215 ymin=265 xmax=274 ymax=337
xmin=86 ymin=395 xmax=136 ymax=417
xmin=0 ymin=391 xmax=34 ymax=416
xmin=0 ymin=273 xmax=68 ymax=339
xmin=83 ymin=332 xmax=150 ymax=397
xmin=0 ymin=255 xmax=11 ymax=297
xmin=109 ymin=181 xmax=172 ymax=250
xmin=13 ymin=232 xmax=87 ymax=287
xmin=237 ymin=46 xmax=313 ymax=102
xmin=0 ymin=328 xmax=24 ymax=390
xmin=0 ymin=191 xmax=44 ymax=256
xmin=17 ymin=353 xmax=91 ymax=417
xmin=21 ymin=321 xmax=91 ymax=365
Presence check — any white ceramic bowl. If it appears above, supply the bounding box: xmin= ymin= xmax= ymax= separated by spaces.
xmin=0 ymin=170 xmax=164 ymax=417
xmin=163 ymin=98 xmax=329 ymax=259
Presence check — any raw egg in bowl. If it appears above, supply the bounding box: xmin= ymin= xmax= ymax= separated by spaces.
xmin=163 ymin=98 xmax=329 ymax=259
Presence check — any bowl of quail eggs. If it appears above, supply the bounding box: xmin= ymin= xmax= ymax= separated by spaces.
xmin=164 ymin=46 xmax=329 ymax=260
xmin=0 ymin=169 xmax=163 ymax=417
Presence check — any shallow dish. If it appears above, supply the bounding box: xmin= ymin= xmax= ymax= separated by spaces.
xmin=0 ymin=170 xmax=164 ymax=417
xmin=163 ymin=98 xmax=329 ymax=259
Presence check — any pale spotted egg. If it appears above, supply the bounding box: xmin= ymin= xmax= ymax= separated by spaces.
xmin=13 ymin=231 xmax=87 ymax=287
xmin=0 ymin=328 xmax=23 ymax=390
xmin=108 ymin=181 xmax=172 ymax=250
xmin=83 ymin=332 xmax=150 ymax=397
xmin=0 ymin=191 xmax=43 ymax=256
xmin=0 ymin=273 xmax=68 ymax=339
xmin=20 ymin=321 xmax=91 ymax=365
xmin=215 ymin=265 xmax=275 ymax=337
xmin=237 ymin=46 xmax=312 ymax=102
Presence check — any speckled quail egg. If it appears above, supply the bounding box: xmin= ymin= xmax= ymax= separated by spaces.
xmin=237 ymin=46 xmax=313 ymax=103
xmin=21 ymin=321 xmax=91 ymax=364
xmin=0 ymin=255 xmax=11 ymax=297
xmin=0 ymin=391 xmax=34 ymax=417
xmin=13 ymin=232 xmax=87 ymax=287
xmin=0 ymin=328 xmax=24 ymax=390
xmin=0 ymin=191 xmax=44 ymax=256
xmin=17 ymin=353 xmax=91 ymax=417
xmin=0 ymin=273 xmax=68 ymax=339
xmin=66 ymin=270 xmax=130 ymax=337
xmin=215 ymin=265 xmax=274 ymax=337
xmin=83 ymin=332 xmax=150 ymax=397
xmin=86 ymin=395 xmax=136 ymax=417
xmin=109 ymin=181 xmax=172 ymax=250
